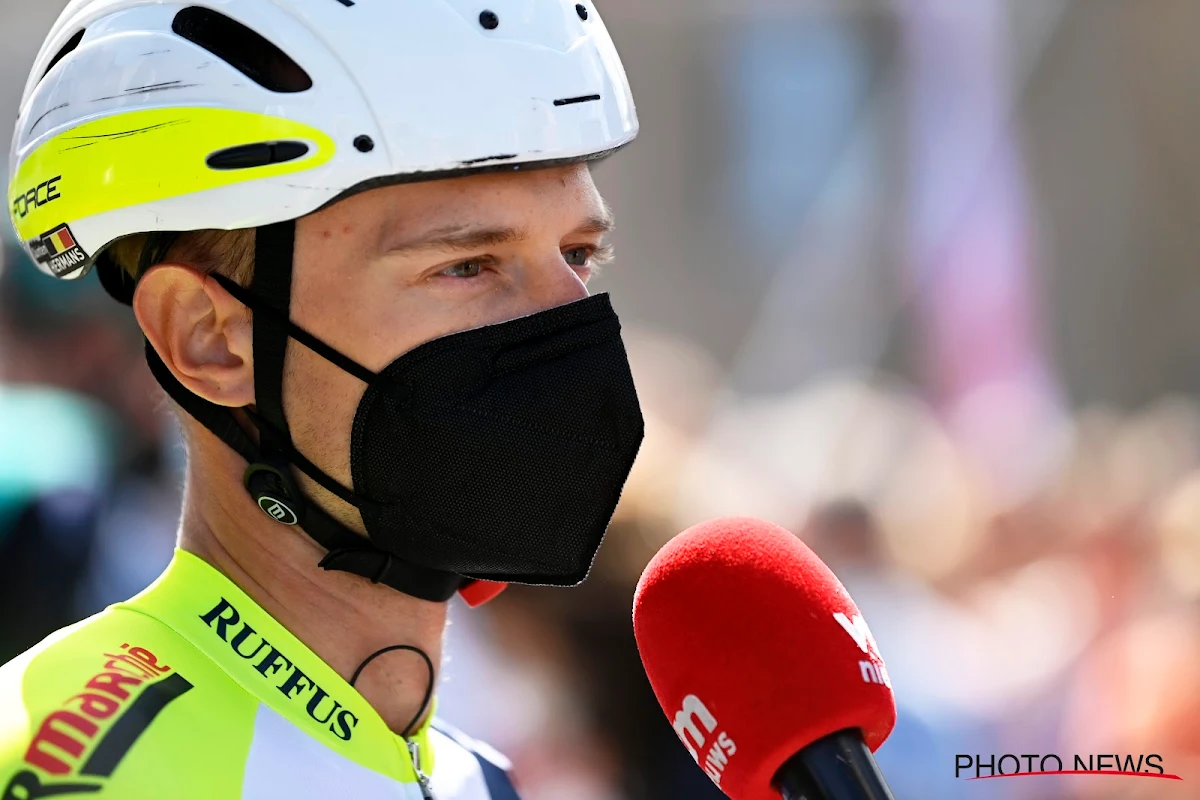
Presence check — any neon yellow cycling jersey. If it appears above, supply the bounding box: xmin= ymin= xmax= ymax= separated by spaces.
xmin=0 ymin=549 xmax=520 ymax=799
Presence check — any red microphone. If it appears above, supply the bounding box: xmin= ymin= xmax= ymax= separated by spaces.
xmin=633 ymin=517 xmax=897 ymax=800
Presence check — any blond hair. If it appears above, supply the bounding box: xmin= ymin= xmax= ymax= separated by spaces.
xmin=106 ymin=229 xmax=256 ymax=285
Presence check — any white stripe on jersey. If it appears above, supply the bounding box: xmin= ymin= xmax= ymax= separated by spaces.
xmin=242 ymin=704 xmax=422 ymax=799
xmin=239 ymin=704 xmax=517 ymax=799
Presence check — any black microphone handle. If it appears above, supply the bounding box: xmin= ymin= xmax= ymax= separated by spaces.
xmin=772 ymin=728 xmax=896 ymax=800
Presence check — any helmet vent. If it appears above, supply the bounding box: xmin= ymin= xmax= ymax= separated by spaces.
xmin=172 ymin=7 xmax=312 ymax=93
xmin=206 ymin=141 xmax=311 ymax=170
xmin=42 ymin=29 xmax=86 ymax=80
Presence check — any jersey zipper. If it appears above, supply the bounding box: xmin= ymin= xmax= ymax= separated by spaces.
xmin=405 ymin=737 xmax=436 ymax=800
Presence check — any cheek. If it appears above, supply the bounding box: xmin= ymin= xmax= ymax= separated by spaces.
xmin=282 ymin=251 xmax=504 ymax=479
xmin=283 ymin=345 xmax=363 ymax=485
xmin=282 ymin=279 xmax=433 ymax=484
xmin=292 ymin=252 xmax=438 ymax=374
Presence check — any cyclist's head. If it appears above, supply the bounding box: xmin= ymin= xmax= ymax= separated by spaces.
xmin=9 ymin=0 xmax=643 ymax=602
xmin=129 ymin=164 xmax=612 ymax=531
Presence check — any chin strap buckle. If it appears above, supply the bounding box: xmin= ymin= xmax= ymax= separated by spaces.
xmin=319 ymin=547 xmax=464 ymax=603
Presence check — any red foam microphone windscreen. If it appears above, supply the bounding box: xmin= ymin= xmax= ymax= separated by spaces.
xmin=633 ymin=517 xmax=896 ymax=800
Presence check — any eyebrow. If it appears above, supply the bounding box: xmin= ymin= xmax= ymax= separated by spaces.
xmin=384 ymin=204 xmax=615 ymax=255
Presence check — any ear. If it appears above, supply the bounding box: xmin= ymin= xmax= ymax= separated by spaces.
xmin=133 ymin=264 xmax=254 ymax=407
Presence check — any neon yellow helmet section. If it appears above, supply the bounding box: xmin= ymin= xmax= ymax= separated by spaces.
xmin=9 ymin=108 xmax=334 ymax=277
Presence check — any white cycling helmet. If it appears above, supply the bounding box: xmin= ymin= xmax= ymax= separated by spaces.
xmin=8 ymin=0 xmax=638 ymax=281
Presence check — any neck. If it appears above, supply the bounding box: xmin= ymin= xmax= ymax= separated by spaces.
xmin=178 ymin=431 xmax=446 ymax=737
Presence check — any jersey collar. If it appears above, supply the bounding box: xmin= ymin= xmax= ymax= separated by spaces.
xmin=121 ymin=548 xmax=435 ymax=780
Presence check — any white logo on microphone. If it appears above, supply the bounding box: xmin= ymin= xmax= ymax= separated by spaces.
xmin=673 ymin=694 xmax=738 ymax=785
xmin=834 ymin=612 xmax=891 ymax=688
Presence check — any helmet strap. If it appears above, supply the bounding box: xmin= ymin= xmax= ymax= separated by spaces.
xmin=140 ymin=222 xmax=470 ymax=602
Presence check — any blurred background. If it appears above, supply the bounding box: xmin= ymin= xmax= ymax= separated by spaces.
xmin=4 ymin=0 xmax=1200 ymax=798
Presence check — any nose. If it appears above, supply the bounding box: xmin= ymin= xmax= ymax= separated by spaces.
xmin=519 ymin=248 xmax=590 ymax=313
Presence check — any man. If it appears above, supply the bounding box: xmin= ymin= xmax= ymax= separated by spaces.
xmin=1 ymin=1 xmax=644 ymax=798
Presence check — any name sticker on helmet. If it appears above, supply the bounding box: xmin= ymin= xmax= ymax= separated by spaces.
xmin=27 ymin=223 xmax=88 ymax=277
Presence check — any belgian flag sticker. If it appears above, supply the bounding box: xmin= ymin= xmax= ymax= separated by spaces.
xmin=28 ymin=223 xmax=88 ymax=277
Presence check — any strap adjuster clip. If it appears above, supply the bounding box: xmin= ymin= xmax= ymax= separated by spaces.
xmin=244 ymin=461 xmax=304 ymax=526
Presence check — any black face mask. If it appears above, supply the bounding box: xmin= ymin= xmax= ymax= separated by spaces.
xmin=211 ymin=273 xmax=644 ymax=586
xmin=351 ymin=294 xmax=644 ymax=581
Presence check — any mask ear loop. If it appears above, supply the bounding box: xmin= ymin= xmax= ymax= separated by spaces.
xmin=349 ymin=645 xmax=435 ymax=737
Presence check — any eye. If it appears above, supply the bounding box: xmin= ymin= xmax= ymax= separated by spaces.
xmin=563 ymin=246 xmax=594 ymax=267
xmin=440 ymin=259 xmax=484 ymax=278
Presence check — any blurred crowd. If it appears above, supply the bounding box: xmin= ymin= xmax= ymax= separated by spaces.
xmin=441 ymin=331 xmax=1200 ymax=800
xmin=6 ymin=0 xmax=1200 ymax=799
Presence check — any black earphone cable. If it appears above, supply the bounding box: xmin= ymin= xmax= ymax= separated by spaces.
xmin=349 ymin=644 xmax=435 ymax=738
